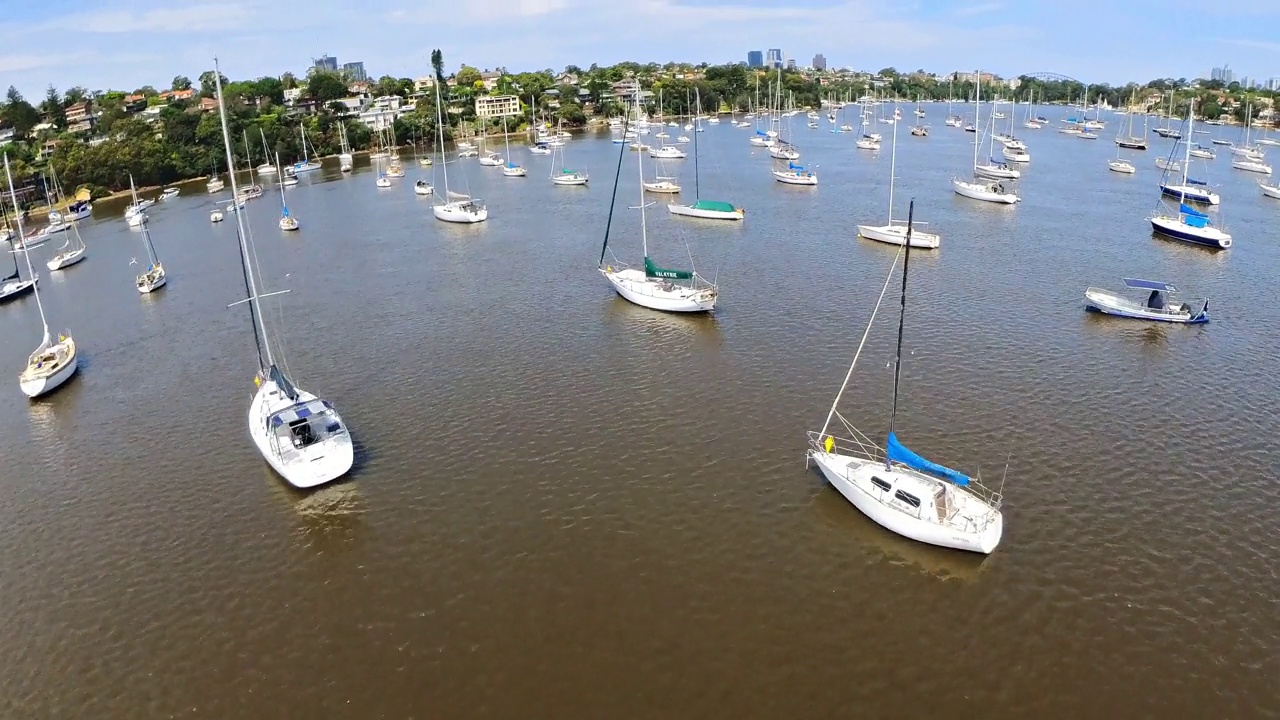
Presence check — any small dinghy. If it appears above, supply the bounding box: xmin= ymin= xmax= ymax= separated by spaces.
xmin=1084 ymin=278 xmax=1208 ymax=324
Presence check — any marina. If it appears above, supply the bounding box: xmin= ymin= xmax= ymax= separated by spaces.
xmin=0 ymin=100 xmax=1277 ymax=717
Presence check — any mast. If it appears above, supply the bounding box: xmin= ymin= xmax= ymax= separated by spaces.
xmin=973 ymin=70 xmax=981 ymax=171
xmin=275 ymin=153 xmax=288 ymax=210
xmin=598 ymin=115 xmax=629 ymax=266
xmin=886 ymin=110 xmax=898 ymax=224
xmin=886 ymin=199 xmax=916 ymax=457
xmin=243 ymin=129 xmax=255 ymax=186
xmin=1182 ymin=99 xmax=1194 ymax=187
xmin=213 ymin=57 xmax=272 ymax=370
xmin=637 ymin=118 xmax=648 ymax=260
xmin=433 ymin=78 xmax=450 ymax=197
xmin=4 ymin=155 xmax=50 ymax=344
xmin=692 ymin=88 xmax=701 ymax=200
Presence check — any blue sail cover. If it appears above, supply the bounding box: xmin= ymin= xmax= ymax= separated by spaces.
xmin=1179 ymin=203 xmax=1207 ymax=218
xmin=886 ymin=432 xmax=970 ymax=486
xmin=789 ymin=162 xmax=805 ymax=170
xmin=1187 ymin=177 xmax=1207 ymax=186
xmin=756 ymin=130 xmax=767 ymax=136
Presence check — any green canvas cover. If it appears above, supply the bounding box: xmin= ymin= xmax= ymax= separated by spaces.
xmin=691 ymin=199 xmax=738 ymax=213
xmin=644 ymin=256 xmax=693 ymax=280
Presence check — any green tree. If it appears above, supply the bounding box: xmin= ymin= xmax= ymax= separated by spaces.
xmin=4 ymin=86 xmax=41 ymax=137
xmin=41 ymin=85 xmax=67 ymax=128
xmin=63 ymin=87 xmax=88 ymax=105
xmin=456 ymin=65 xmax=483 ymax=89
xmin=431 ymin=49 xmax=446 ymax=89
xmin=306 ymin=71 xmax=348 ymax=103
xmin=281 ymin=72 xmax=298 ymax=90
xmin=171 ymin=75 xmax=192 ymax=92
xmin=199 ymin=70 xmax=228 ymax=97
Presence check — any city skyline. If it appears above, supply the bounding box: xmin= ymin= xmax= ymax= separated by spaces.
xmin=1 ymin=0 xmax=1278 ymax=97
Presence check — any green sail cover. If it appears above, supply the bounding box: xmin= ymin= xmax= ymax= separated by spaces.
xmin=644 ymin=256 xmax=693 ymax=280
xmin=691 ymin=199 xmax=738 ymax=213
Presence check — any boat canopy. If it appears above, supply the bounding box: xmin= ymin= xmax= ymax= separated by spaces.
xmin=1179 ymin=203 xmax=1208 ymax=218
xmin=691 ymin=199 xmax=737 ymax=213
xmin=269 ymin=398 xmax=332 ymax=427
xmin=643 ymin=256 xmax=692 ymax=280
xmin=1123 ymin=278 xmax=1177 ymax=293
xmin=755 ymin=130 xmax=768 ymax=136
xmin=886 ymin=432 xmax=970 ymax=487
xmin=560 ymin=168 xmax=579 ymax=174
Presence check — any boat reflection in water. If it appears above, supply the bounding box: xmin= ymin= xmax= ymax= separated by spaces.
xmin=810 ymin=486 xmax=989 ymax=582
xmin=269 ymin=474 xmax=368 ymax=551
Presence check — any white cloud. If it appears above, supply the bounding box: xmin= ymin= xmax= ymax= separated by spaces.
xmin=56 ymin=4 xmax=255 ymax=33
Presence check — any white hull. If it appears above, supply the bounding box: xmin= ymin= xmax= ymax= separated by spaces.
xmin=551 ymin=173 xmax=589 ymax=186
xmin=338 ymin=153 xmax=353 ymax=172
xmin=650 ymin=149 xmax=686 ymax=159
xmin=136 ymin=272 xmax=166 ymax=293
xmin=809 ymin=452 xmax=1002 ymax=554
xmin=1108 ymin=160 xmax=1136 ymax=174
xmin=502 ymin=165 xmax=527 ymax=177
xmin=0 ymin=278 xmax=36 ymax=302
xmin=414 ymin=182 xmax=434 ymax=195
xmin=643 ymin=181 xmax=681 ymax=193
xmin=857 ymin=223 xmax=940 ymax=249
xmin=855 ymin=139 xmax=880 ymax=150
xmin=1262 ymin=182 xmax=1280 ymax=199
xmin=1232 ymin=160 xmax=1272 ymax=174
xmin=126 ymin=213 xmax=147 ymax=227
xmin=1149 ymin=215 xmax=1232 ymax=248
xmin=952 ymin=179 xmax=1019 ymax=204
xmin=1001 ymin=149 xmax=1030 ymax=163
xmin=974 ymin=164 xmax=1020 ymax=179
xmin=772 ymin=171 xmax=817 ymax=185
xmin=601 ymin=267 xmax=715 ymax=313
xmin=256 ymin=163 xmax=278 ymax=175
xmin=433 ymin=202 xmax=488 ymax=223
xmin=210 ymin=211 xmax=224 ymax=222
xmin=1084 ymin=288 xmax=1204 ymax=323
xmin=19 ymin=339 xmax=78 ymax=398
xmin=47 ymin=247 xmax=87 ymax=270
xmin=279 ymin=217 xmax=300 ymax=231
xmin=249 ymin=381 xmax=354 ymax=489
xmin=668 ymin=204 xmax=744 ymax=221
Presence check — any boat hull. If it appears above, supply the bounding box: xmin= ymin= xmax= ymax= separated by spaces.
xmin=668 ymin=204 xmax=744 ymax=221
xmin=433 ymin=203 xmax=488 ymax=223
xmin=1159 ymin=184 xmax=1219 ymax=205
xmin=952 ymin=179 xmax=1018 ymax=204
xmin=1262 ymin=183 xmax=1280 ymax=199
xmin=1149 ymin=216 xmax=1232 ymax=248
xmin=601 ymin=268 xmax=715 ymax=313
xmin=19 ymin=341 xmax=78 ymax=399
xmin=857 ymin=224 xmax=940 ymax=248
xmin=551 ymin=175 xmax=588 ymax=186
xmin=0 ymin=278 xmax=37 ymax=303
xmin=249 ymin=381 xmax=354 ymax=489
xmin=47 ymin=248 xmax=86 ymax=271
xmin=810 ymin=451 xmax=1002 ymax=554
xmin=772 ymin=172 xmax=817 ymax=185
xmin=137 ymin=273 xmax=167 ymax=293
xmin=1084 ymin=288 xmax=1207 ymax=323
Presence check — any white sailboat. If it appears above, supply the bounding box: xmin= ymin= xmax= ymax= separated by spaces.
xmin=0 ymin=188 xmax=37 ymax=303
xmin=275 ymin=153 xmax=299 ymax=231
xmin=291 ymin=122 xmax=322 ymax=174
xmin=669 ymin=91 xmax=743 ymax=220
xmin=206 ymin=161 xmax=225 ymax=193
xmin=130 ymin=174 xmax=167 ymax=294
xmin=808 ymin=200 xmax=1004 ymax=554
xmin=953 ymin=71 xmax=1020 ymax=204
xmin=549 ymin=138 xmax=588 ymax=186
xmin=500 ymin=114 xmax=526 ymax=177
xmin=338 ymin=123 xmax=354 ymax=172
xmin=1260 ymin=180 xmax=1280 ymax=199
xmin=4 ymin=154 xmax=78 ymax=398
xmin=45 ymin=168 xmax=88 ymax=270
xmin=212 ymin=59 xmax=353 ymax=489
xmin=431 ymin=79 xmax=487 ymax=223
xmin=598 ymin=134 xmax=717 ymax=313
xmin=858 ymin=119 xmax=940 ymax=248
xmin=1109 ymin=110 xmax=1137 ymax=174
xmin=256 ymin=129 xmax=278 ymax=176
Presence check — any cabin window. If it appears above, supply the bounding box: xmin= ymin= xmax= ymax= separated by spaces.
xmin=871 ymin=476 xmax=892 ymax=492
xmin=894 ymin=490 xmax=921 ymax=508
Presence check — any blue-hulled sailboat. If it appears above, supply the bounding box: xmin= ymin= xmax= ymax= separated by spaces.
xmin=1149 ymin=102 xmax=1232 ymax=249
xmin=807 ymin=200 xmax=1005 ymax=554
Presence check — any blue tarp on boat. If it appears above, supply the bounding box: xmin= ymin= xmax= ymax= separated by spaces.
xmin=887 ymin=432 xmax=970 ymax=486
xmin=789 ymin=162 xmax=805 ymax=170
xmin=1180 ymin=203 xmax=1208 ymax=218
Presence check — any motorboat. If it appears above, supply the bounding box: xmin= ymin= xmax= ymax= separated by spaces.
xmin=1084 ymin=278 xmax=1207 ymax=323
xmin=642 ymin=180 xmax=681 ymax=193
xmin=414 ymin=179 xmax=434 ymax=195
xmin=458 ymin=149 xmax=479 ymax=158
xmin=650 ymin=146 xmax=686 ymax=159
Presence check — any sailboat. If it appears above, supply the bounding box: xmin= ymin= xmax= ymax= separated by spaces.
xmin=291 ymin=122 xmax=322 ymax=174
xmin=598 ymin=128 xmax=717 ymax=313
xmin=4 ymin=155 xmax=78 ymax=398
xmin=1149 ymin=101 xmax=1231 ymax=249
xmin=206 ymin=160 xmax=225 ymax=193
xmin=1022 ymin=89 xmax=1041 ymax=129
xmin=430 ymin=79 xmax=487 ymax=223
xmin=858 ymin=120 xmax=940 ymax=248
xmin=974 ymin=109 xmax=1020 ymax=179
xmin=1109 ymin=110 xmax=1137 ymax=174
xmin=549 ymin=138 xmax=588 ymax=186
xmin=129 ymin=174 xmax=167 ymax=294
xmin=211 ymin=60 xmax=353 ymax=488
xmin=237 ymin=130 xmax=263 ymax=201
xmin=669 ymin=91 xmax=742 ymax=220
xmin=0 ymin=187 xmax=37 ymax=303
xmin=953 ymin=71 xmax=1020 ymax=204
xmin=808 ymin=200 xmax=1004 ymax=554
xmin=275 ymin=153 xmax=299 ymax=231
xmin=46 ymin=167 xmax=88 ymax=270
xmin=1115 ymin=92 xmax=1147 ymax=149
xmin=999 ymin=109 xmax=1030 ymax=163
xmin=501 ymin=114 xmax=526 ymax=177
xmin=338 ymin=122 xmax=354 ymax=172
xmin=256 ymin=129 xmax=278 ymax=176
xmin=1231 ymin=102 xmax=1271 ymax=174
xmin=1260 ymin=179 xmax=1280 ymax=199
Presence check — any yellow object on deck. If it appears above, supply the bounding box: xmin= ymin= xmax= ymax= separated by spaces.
xmin=824 ymin=436 xmax=835 ymax=453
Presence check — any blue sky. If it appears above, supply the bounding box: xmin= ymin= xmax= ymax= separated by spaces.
xmin=2 ymin=0 xmax=1279 ymax=97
